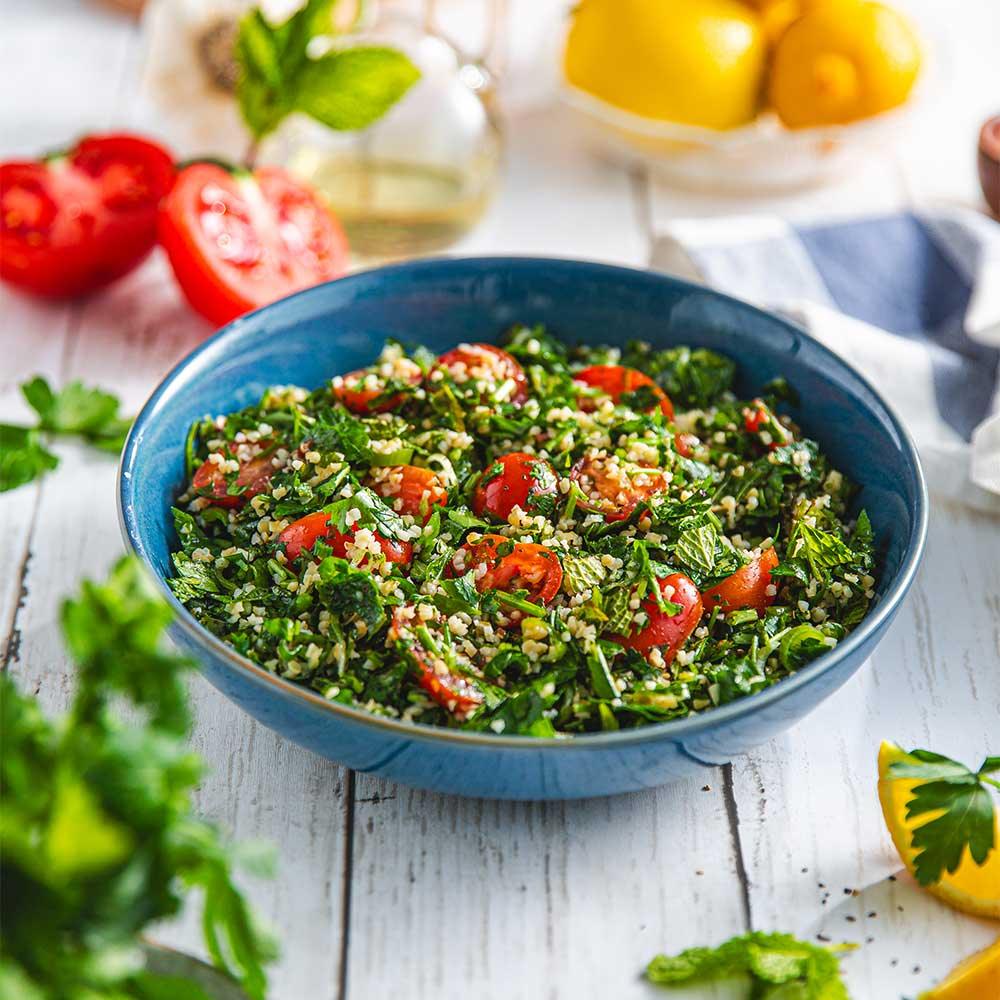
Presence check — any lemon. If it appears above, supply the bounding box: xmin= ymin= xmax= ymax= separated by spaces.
xmin=768 ymin=0 xmax=921 ymax=127
xmin=877 ymin=741 xmax=1000 ymax=920
xmin=918 ymin=936 xmax=1000 ymax=1000
xmin=564 ymin=0 xmax=767 ymax=130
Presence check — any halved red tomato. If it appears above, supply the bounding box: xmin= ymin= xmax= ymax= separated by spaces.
xmin=333 ymin=363 xmax=422 ymax=415
xmin=1 ymin=134 xmax=175 ymax=298
xmin=453 ymin=534 xmax=563 ymax=605
xmin=369 ymin=465 xmax=448 ymax=521
xmin=191 ymin=440 xmax=277 ymax=508
xmin=570 ymin=453 xmax=670 ymax=522
xmin=389 ymin=606 xmax=484 ymax=717
xmin=702 ymin=548 xmax=780 ymax=616
xmin=159 ymin=162 xmax=348 ymax=327
xmin=612 ymin=573 xmax=703 ymax=662
xmin=573 ymin=365 xmax=674 ymax=418
xmin=278 ymin=511 xmax=412 ymax=565
xmin=431 ymin=343 xmax=529 ymax=405
xmin=472 ymin=452 xmax=558 ymax=522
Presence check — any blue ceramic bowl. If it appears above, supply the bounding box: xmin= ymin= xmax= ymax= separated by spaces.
xmin=119 ymin=258 xmax=927 ymax=799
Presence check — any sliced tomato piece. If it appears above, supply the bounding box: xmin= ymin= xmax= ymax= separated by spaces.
xmin=472 ymin=452 xmax=558 ymax=522
xmin=1 ymin=134 xmax=175 ymax=298
xmin=431 ymin=343 xmax=529 ymax=405
xmin=191 ymin=440 xmax=277 ymax=508
xmin=278 ymin=511 xmax=412 ymax=565
xmin=573 ymin=364 xmax=674 ymax=418
xmin=159 ymin=162 xmax=348 ymax=327
xmin=612 ymin=573 xmax=703 ymax=662
xmin=333 ymin=361 xmax=422 ymax=415
xmin=674 ymin=433 xmax=699 ymax=459
xmin=389 ymin=606 xmax=484 ymax=717
xmin=369 ymin=465 xmax=448 ymax=521
xmin=702 ymin=548 xmax=780 ymax=616
xmin=570 ymin=452 xmax=671 ymax=522
xmin=453 ymin=534 xmax=563 ymax=605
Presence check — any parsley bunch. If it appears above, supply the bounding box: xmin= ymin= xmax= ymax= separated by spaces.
xmin=0 ymin=376 xmax=130 ymax=493
xmin=0 ymin=557 xmax=277 ymax=999
xmin=889 ymin=747 xmax=1000 ymax=886
xmin=646 ymin=931 xmax=854 ymax=998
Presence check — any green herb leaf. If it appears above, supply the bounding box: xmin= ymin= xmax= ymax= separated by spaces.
xmin=2 ymin=377 xmax=130 ymax=492
xmin=0 ymin=424 xmax=58 ymax=493
xmin=295 ymin=46 xmax=421 ymax=131
xmin=888 ymin=748 xmax=999 ymax=886
xmin=794 ymin=521 xmax=856 ymax=581
xmin=22 ymin=376 xmax=130 ymax=449
xmin=673 ymin=522 xmax=718 ymax=576
xmin=235 ymin=1 xmax=418 ymax=142
xmin=1 ymin=556 xmax=277 ymax=1000
xmin=646 ymin=931 xmax=853 ymax=998
xmin=561 ymin=552 xmax=607 ymax=595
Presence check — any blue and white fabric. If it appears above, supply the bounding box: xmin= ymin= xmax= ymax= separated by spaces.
xmin=652 ymin=208 xmax=1000 ymax=510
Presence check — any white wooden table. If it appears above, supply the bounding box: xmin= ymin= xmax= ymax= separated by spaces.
xmin=3 ymin=3 xmax=999 ymax=998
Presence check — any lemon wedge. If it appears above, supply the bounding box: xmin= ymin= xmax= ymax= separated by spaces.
xmin=918 ymin=935 xmax=1000 ymax=1000
xmin=877 ymin=741 xmax=1000 ymax=920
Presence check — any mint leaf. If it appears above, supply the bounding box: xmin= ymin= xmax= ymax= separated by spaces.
xmin=295 ymin=46 xmax=421 ymax=130
xmin=646 ymin=932 xmax=853 ymax=998
xmin=235 ymin=2 xmax=418 ymax=142
xmin=0 ymin=424 xmax=58 ymax=492
xmin=561 ymin=552 xmax=606 ymax=595
xmin=673 ymin=522 xmax=718 ymax=576
xmin=236 ymin=9 xmax=290 ymax=140
xmin=888 ymin=748 xmax=998 ymax=886
xmin=793 ymin=521 xmax=855 ymax=582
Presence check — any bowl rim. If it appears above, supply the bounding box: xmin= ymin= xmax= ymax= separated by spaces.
xmin=558 ymin=80 xmax=918 ymax=150
xmin=118 ymin=255 xmax=928 ymax=752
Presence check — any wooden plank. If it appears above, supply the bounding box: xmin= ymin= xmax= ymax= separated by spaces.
xmin=344 ymin=780 xmax=748 ymax=1000
xmin=730 ymin=499 xmax=1000 ymax=996
xmin=2 ymin=254 xmax=351 ymax=998
xmin=343 ymin=158 xmax=746 ymax=1000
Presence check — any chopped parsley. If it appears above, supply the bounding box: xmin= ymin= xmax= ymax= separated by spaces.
xmin=168 ymin=330 xmax=877 ymax=736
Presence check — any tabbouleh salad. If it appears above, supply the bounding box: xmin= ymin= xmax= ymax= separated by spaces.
xmin=169 ymin=327 xmax=877 ymax=737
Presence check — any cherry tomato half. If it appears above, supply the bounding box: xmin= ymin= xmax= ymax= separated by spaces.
xmin=191 ymin=440 xmax=277 ymax=508
xmin=702 ymin=548 xmax=780 ymax=616
xmin=369 ymin=465 xmax=448 ymax=521
xmin=278 ymin=511 xmax=412 ymax=565
xmin=389 ymin=606 xmax=484 ymax=717
xmin=431 ymin=343 xmax=529 ymax=405
xmin=472 ymin=452 xmax=558 ymax=522
xmin=612 ymin=573 xmax=703 ymax=662
xmin=159 ymin=163 xmax=348 ymax=328
xmin=573 ymin=365 xmax=674 ymax=419
xmin=333 ymin=363 xmax=422 ymax=415
xmin=1 ymin=134 xmax=175 ymax=298
xmin=674 ymin=433 xmax=699 ymax=459
xmin=453 ymin=534 xmax=563 ymax=605
xmin=570 ymin=453 xmax=671 ymax=522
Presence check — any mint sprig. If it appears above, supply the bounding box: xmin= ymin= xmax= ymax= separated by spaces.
xmin=889 ymin=748 xmax=1000 ymax=886
xmin=235 ymin=0 xmax=420 ymax=143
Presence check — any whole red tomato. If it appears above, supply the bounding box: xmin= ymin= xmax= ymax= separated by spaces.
xmin=159 ymin=162 xmax=349 ymax=327
xmin=0 ymin=134 xmax=175 ymax=298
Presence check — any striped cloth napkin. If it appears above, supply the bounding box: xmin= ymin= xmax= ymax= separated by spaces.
xmin=651 ymin=209 xmax=1000 ymax=512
